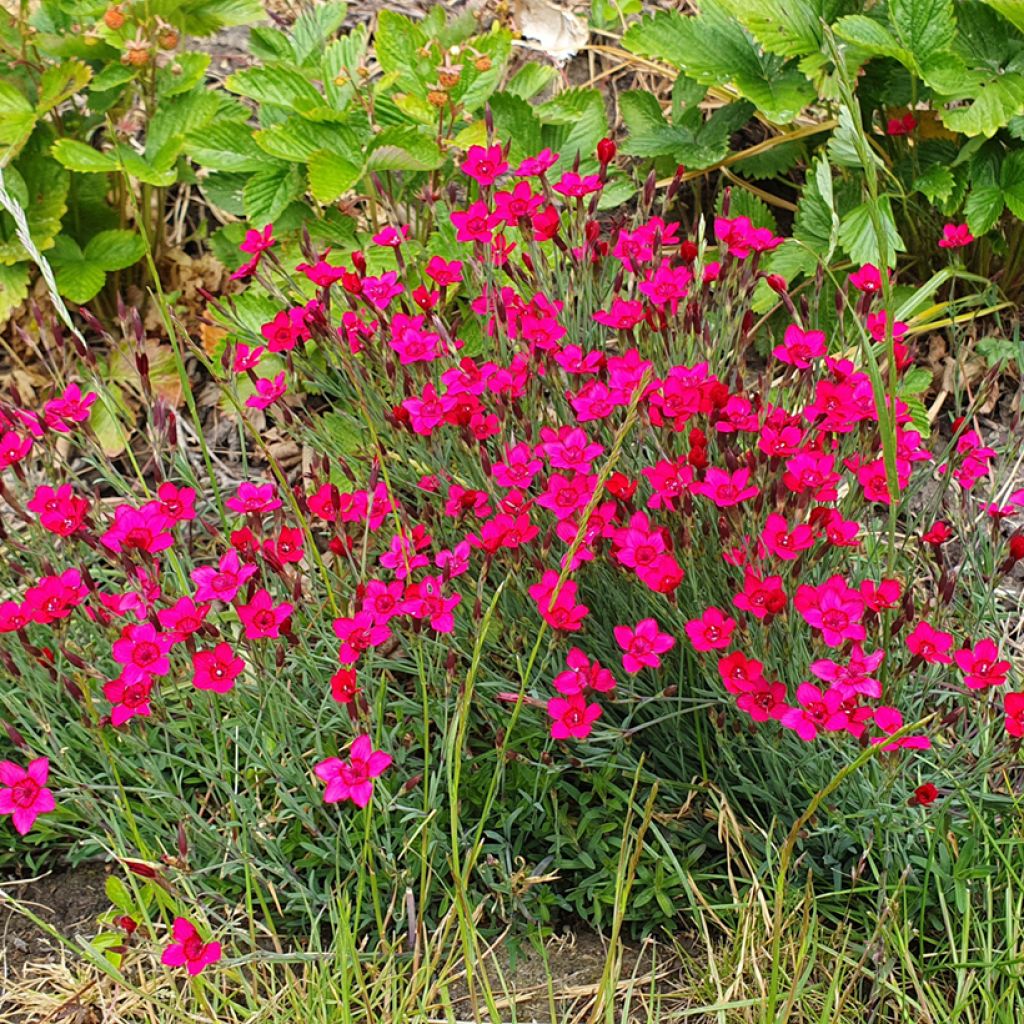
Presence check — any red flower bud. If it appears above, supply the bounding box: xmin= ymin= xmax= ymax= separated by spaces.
xmin=118 ymin=915 xmax=138 ymax=934
xmin=596 ymin=137 xmax=616 ymax=165
xmin=766 ymin=273 xmax=787 ymax=294
xmin=909 ymin=782 xmax=938 ymax=807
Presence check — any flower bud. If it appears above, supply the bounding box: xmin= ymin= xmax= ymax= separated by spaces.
xmin=596 ymin=137 xmax=616 ymax=165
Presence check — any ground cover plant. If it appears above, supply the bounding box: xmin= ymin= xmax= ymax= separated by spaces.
xmin=1 ymin=3 xmax=1024 ymax=1023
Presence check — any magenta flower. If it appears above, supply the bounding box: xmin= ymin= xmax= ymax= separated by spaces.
xmin=1004 ymin=693 xmax=1024 ymax=737
xmin=954 ymin=639 xmax=1010 ymax=689
xmin=192 ymin=643 xmax=245 ymax=693
xmin=314 ymin=735 xmax=392 ymax=807
xmin=161 ymin=917 xmax=222 ymax=976
xmin=938 ymin=223 xmax=974 ymax=249
xmin=333 ymin=611 xmax=391 ymax=664
xmin=547 ymin=693 xmax=602 ymax=740
xmin=191 ymin=549 xmax=258 ymax=603
xmin=0 ymin=757 xmax=55 ymax=835
xmin=111 ymin=622 xmax=174 ymax=682
xmin=237 ymin=589 xmax=293 ymax=640
xmin=906 ymin=621 xmax=954 ymax=664
xmin=794 ymin=576 xmax=866 ymax=647
xmin=692 ymin=467 xmax=759 ymax=508
xmin=614 ymin=618 xmax=675 ymax=674
xmin=552 ymin=648 xmax=616 ymax=695
xmin=772 ymin=324 xmax=827 ymax=368
xmin=848 ymin=264 xmax=883 ymax=292
xmin=104 ymin=673 xmax=154 ymax=726
xmin=685 ymin=607 xmax=736 ymax=652
xmin=461 ymin=144 xmax=508 ymax=186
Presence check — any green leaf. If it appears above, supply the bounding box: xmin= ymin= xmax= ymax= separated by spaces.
xmin=0 ymin=262 xmax=29 ymax=321
xmin=91 ymin=64 xmax=138 ymax=92
xmin=51 ymin=138 xmax=118 ymax=173
xmin=177 ymin=0 xmax=265 ymax=35
xmin=84 ymin=230 xmax=147 ymax=271
xmin=938 ymin=74 xmax=1024 ymax=138
xmin=185 ymin=122 xmax=268 ymax=172
xmin=1000 ymin=150 xmax=1024 ymax=219
xmin=114 ymin=145 xmax=177 ymax=187
xmin=488 ymin=92 xmax=542 ymax=157
xmin=48 ymin=236 xmax=107 ymax=303
xmin=838 ymin=197 xmax=905 ymax=267
xmin=0 ymin=83 xmax=36 ymax=153
xmin=307 ymin=150 xmax=361 ymax=203
xmin=622 ymin=2 xmax=814 ymax=123
xmin=157 ymin=53 xmax=211 ymax=99
xmin=506 ymin=62 xmax=557 ymax=101
xmin=964 ymin=184 xmax=1005 ymax=234
xmin=200 ymin=172 xmax=249 ymax=216
xmin=889 ymin=0 xmax=956 ymax=69
xmin=226 ymin=66 xmax=326 ymax=116
xmin=88 ymin=387 xmax=128 ymax=457
xmin=539 ymin=89 xmax=609 ymax=168
xmin=913 ymin=164 xmax=956 ymax=204
xmin=827 ymin=106 xmax=883 ymax=169
xmin=978 ymin=0 xmax=1024 ymax=32
xmin=367 ymin=127 xmax=443 ymax=171
xmin=253 ymin=118 xmax=362 ymax=162
xmin=243 ymin=163 xmax=305 ymax=225
xmin=105 ymin=875 xmax=134 ymax=913
xmin=0 ymin=133 xmax=69 ymax=264
xmin=36 ymin=60 xmax=91 ymax=113
xmin=374 ymin=10 xmax=431 ymax=92
xmin=291 ymin=0 xmax=348 ymax=66
xmin=834 ymin=14 xmax=909 ymax=61
xmin=322 ymin=23 xmax=370 ymax=110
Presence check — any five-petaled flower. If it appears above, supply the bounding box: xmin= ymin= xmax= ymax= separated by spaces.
xmin=315 ymin=735 xmax=392 ymax=807
xmin=161 ymin=917 xmax=222 ymax=976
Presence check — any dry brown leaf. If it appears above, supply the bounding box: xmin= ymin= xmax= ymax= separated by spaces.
xmin=515 ymin=0 xmax=588 ymax=61
xmin=200 ymin=321 xmax=229 ymax=357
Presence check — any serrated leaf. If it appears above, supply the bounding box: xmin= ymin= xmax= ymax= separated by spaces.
xmin=185 ymin=122 xmax=268 ymax=172
xmin=105 ymin=875 xmax=133 ymax=912
xmin=37 ymin=60 xmax=91 ymax=113
xmin=48 ymin=236 xmax=107 ymax=303
xmin=84 ymin=229 xmax=147 ymax=271
xmin=392 ymin=93 xmax=437 ymax=125
xmin=1000 ymin=150 xmax=1024 ymax=219
xmin=200 ymin=172 xmax=249 ymax=215
xmin=964 ymin=184 xmax=1005 ymax=234
xmin=0 ymin=83 xmax=36 ymax=154
xmin=619 ymin=91 xmax=668 ymax=138
xmin=374 ymin=10 xmax=431 ymax=92
xmin=178 ymin=0 xmax=265 ymax=35
xmin=157 ymin=53 xmax=210 ymax=99
xmin=243 ymin=163 xmax=305 ymax=225
xmin=0 ymin=134 xmax=69 ymax=264
xmin=622 ymin=10 xmax=691 ymax=65
xmin=541 ymin=89 xmax=608 ymax=168
xmin=367 ymin=127 xmax=442 ymax=171
xmin=51 ymin=138 xmax=118 ymax=173
xmin=226 ymin=66 xmax=326 ymax=116
xmin=834 ymin=15 xmax=911 ymax=62
xmin=115 ymin=145 xmax=177 ymax=186
xmin=913 ymin=164 xmax=955 ymax=203
xmin=488 ymin=91 xmax=542 ymax=157
xmin=938 ymin=74 xmax=1024 ymax=138
xmin=0 ymin=262 xmax=29 ymax=321
xmin=307 ymin=150 xmax=361 ymax=202
xmin=827 ymin=105 xmax=883 ymax=169
xmin=506 ymin=62 xmax=558 ymax=101
xmin=88 ymin=387 xmax=128 ymax=457
xmin=838 ymin=197 xmax=905 ymax=267
xmin=291 ymin=0 xmax=348 ymax=65
xmin=91 ymin=64 xmax=138 ymax=92
xmin=253 ymin=117 xmax=362 ymax=162
xmin=889 ymin=0 xmax=957 ymax=69
xmin=979 ymin=0 xmax=1024 ymax=32
xmin=322 ymin=23 xmax=370 ymax=110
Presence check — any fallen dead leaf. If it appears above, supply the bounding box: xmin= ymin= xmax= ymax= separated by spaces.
xmin=515 ymin=0 xmax=588 ymax=62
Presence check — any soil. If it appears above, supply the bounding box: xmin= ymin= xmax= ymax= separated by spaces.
xmin=0 ymin=862 xmax=110 ymax=983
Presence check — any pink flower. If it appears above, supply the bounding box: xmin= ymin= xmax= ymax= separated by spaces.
xmin=1004 ymin=692 xmax=1024 ymax=737
xmin=237 ymin=589 xmax=293 ymax=639
xmin=157 ymin=598 xmax=211 ymax=642
xmin=403 ymin=576 xmax=461 ymax=633
xmin=228 ymin=482 xmax=282 ymax=517
xmin=938 ymin=223 xmax=973 ymax=249
xmin=425 ymin=256 xmax=463 ymax=286
xmin=614 ymin=618 xmax=675 ymax=674
xmin=552 ymin=648 xmax=616 ymax=695
xmin=333 ymin=611 xmax=391 ymax=664
xmin=906 ymin=621 xmax=954 ymax=664
xmin=451 ymin=201 xmax=495 ymax=244
xmin=191 ymin=549 xmax=258 ymax=603
xmin=314 ymin=734 xmax=392 ymax=807
xmin=192 ymin=643 xmax=245 ymax=693
xmin=954 ymin=639 xmax=1010 ymax=689
xmin=733 ymin=570 xmax=787 ymax=620
xmin=528 ymin=571 xmax=589 ymax=632
xmin=461 ymin=144 xmax=508 ymax=186
xmin=104 ymin=673 xmax=154 ymax=726
xmin=886 ymin=113 xmax=916 ymax=136
xmin=0 ymin=430 xmax=32 ymax=468
xmin=246 ymin=373 xmax=287 ymax=409
xmin=781 ymin=683 xmax=831 ymax=741
xmin=692 ymin=467 xmax=759 ymax=507
xmin=161 ymin=917 xmax=222 ymax=976
xmin=685 ymin=608 xmax=736 ymax=652
xmin=101 ymin=503 xmax=175 ymax=554
xmin=547 ymin=693 xmax=602 ymax=740
xmin=735 ymin=677 xmax=788 ymax=723
xmin=772 ymin=324 xmax=826 ymax=368
xmin=848 ymin=264 xmax=883 ymax=293
xmin=111 ymin=623 xmax=174 ymax=682
xmin=794 ymin=575 xmax=866 ymax=647
xmin=760 ymin=513 xmax=814 ymax=561
xmin=0 ymin=757 xmax=55 ymax=835
xmin=23 ymin=569 xmax=88 ymax=625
